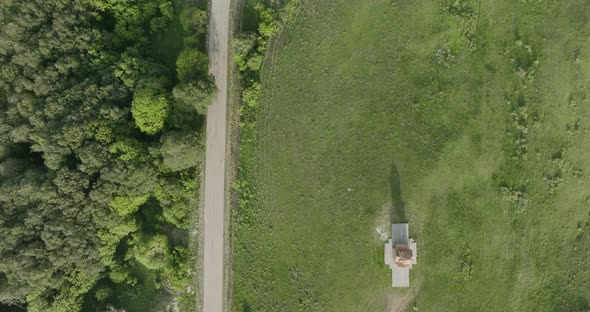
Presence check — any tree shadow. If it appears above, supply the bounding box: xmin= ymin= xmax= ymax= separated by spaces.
xmin=390 ymin=162 xmax=407 ymax=224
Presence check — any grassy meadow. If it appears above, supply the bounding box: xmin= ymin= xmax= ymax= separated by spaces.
xmin=231 ymin=0 xmax=590 ymax=311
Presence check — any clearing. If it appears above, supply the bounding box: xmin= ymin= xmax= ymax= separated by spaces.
xmin=232 ymin=0 xmax=590 ymax=311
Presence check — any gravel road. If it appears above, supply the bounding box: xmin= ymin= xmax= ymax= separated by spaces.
xmin=202 ymin=0 xmax=230 ymax=310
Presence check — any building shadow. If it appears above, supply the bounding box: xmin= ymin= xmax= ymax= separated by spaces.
xmin=390 ymin=162 xmax=407 ymax=224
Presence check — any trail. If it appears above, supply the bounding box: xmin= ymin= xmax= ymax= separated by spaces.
xmin=202 ymin=0 xmax=230 ymax=310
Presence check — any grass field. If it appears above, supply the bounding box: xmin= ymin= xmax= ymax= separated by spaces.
xmin=231 ymin=0 xmax=590 ymax=311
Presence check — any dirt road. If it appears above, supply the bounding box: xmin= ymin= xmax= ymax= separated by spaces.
xmin=202 ymin=0 xmax=230 ymax=310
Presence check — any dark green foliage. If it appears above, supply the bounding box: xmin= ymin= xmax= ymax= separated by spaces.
xmin=155 ymin=170 xmax=197 ymax=229
xmin=172 ymin=79 xmax=217 ymax=116
xmin=0 ymin=0 xmax=209 ymax=310
xmin=164 ymin=246 xmax=191 ymax=291
xmin=94 ymin=286 xmax=112 ymax=302
xmin=0 ymin=166 xmax=103 ymax=309
xmin=160 ymin=131 xmax=201 ymax=172
xmin=233 ymin=0 xmax=276 ymax=78
xmin=172 ymin=5 xmax=216 ymax=116
xmin=176 ymin=48 xmax=209 ymax=82
xmin=180 ymin=6 xmax=208 ymax=35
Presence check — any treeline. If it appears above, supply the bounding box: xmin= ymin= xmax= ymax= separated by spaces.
xmin=0 ymin=0 xmax=213 ymax=311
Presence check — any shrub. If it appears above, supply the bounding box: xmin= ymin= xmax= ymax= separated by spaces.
xmin=435 ymin=44 xmax=454 ymax=67
xmin=507 ymin=40 xmax=539 ymax=82
xmin=442 ymin=0 xmax=474 ymax=17
xmin=256 ymin=6 xmax=276 ymax=38
xmin=242 ymin=82 xmax=261 ymax=109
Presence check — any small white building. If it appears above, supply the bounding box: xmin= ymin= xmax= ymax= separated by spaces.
xmin=384 ymin=223 xmax=417 ymax=287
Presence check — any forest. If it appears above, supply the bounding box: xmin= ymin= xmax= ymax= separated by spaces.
xmin=0 ymin=0 xmax=212 ymax=310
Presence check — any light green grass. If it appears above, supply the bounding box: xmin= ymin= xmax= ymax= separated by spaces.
xmin=232 ymin=0 xmax=590 ymax=311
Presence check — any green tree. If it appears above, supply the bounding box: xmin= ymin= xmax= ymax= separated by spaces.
xmin=172 ymin=79 xmax=216 ymax=115
xmin=129 ymin=234 xmax=170 ymax=271
xmin=114 ymin=52 xmax=149 ymax=89
xmin=109 ymin=195 xmax=150 ymax=217
xmin=233 ymin=33 xmax=258 ymax=72
xmin=176 ymin=48 xmax=209 ymax=81
xmin=154 ymin=170 xmax=197 ymax=228
xmin=163 ymin=246 xmax=191 ymax=291
xmin=94 ymin=286 xmax=113 ymax=302
xmin=131 ymin=87 xmax=170 ymax=135
xmin=180 ymin=7 xmax=208 ymax=35
xmin=160 ymin=131 xmax=201 ymax=172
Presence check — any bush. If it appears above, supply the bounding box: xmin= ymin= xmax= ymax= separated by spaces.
xmin=435 ymin=44 xmax=454 ymax=67
xmin=442 ymin=0 xmax=474 ymax=17
xmin=242 ymin=82 xmax=261 ymax=109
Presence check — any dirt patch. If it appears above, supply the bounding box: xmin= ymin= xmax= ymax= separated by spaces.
xmin=388 ymin=286 xmax=419 ymax=312
xmin=388 ymin=293 xmax=413 ymax=312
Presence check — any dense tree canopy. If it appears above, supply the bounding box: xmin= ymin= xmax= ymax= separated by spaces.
xmin=0 ymin=0 xmax=212 ymax=310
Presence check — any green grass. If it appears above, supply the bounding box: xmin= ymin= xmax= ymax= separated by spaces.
xmin=240 ymin=0 xmax=260 ymax=32
xmin=232 ymin=0 xmax=590 ymax=311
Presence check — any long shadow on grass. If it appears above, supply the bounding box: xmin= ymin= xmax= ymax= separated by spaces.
xmin=390 ymin=162 xmax=407 ymax=224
